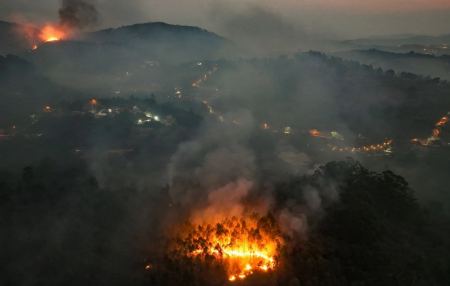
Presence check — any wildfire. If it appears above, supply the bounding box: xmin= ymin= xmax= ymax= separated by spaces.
xmin=25 ymin=23 xmax=70 ymax=50
xmin=39 ymin=24 xmax=67 ymax=43
xmin=411 ymin=112 xmax=449 ymax=147
xmin=172 ymin=214 xmax=283 ymax=282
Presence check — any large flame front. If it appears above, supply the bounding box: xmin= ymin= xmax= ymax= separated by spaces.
xmin=172 ymin=214 xmax=283 ymax=282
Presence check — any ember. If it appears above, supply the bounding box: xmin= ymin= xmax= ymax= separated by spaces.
xmin=309 ymin=129 xmax=321 ymax=137
xmin=411 ymin=112 xmax=449 ymax=147
xmin=435 ymin=115 xmax=449 ymax=127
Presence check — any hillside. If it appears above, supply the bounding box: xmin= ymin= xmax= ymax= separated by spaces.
xmin=0 ymin=55 xmax=59 ymax=122
xmin=24 ymin=22 xmax=230 ymax=89
xmin=343 ymin=34 xmax=450 ymax=56
xmin=0 ymin=21 xmax=37 ymax=55
xmin=336 ymin=49 xmax=450 ymax=80
xmin=343 ymin=33 xmax=450 ymax=48
xmin=30 ymin=21 xmax=229 ymax=63
xmin=88 ymin=22 xmax=225 ymax=45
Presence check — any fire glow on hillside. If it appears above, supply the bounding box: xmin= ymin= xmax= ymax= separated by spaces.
xmin=23 ymin=23 xmax=70 ymax=50
xmin=170 ymin=214 xmax=283 ymax=282
xmin=39 ymin=24 xmax=67 ymax=42
xmin=411 ymin=112 xmax=449 ymax=146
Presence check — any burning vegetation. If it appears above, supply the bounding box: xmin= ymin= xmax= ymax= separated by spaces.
xmin=15 ymin=22 xmax=66 ymax=51
xmin=39 ymin=24 xmax=68 ymax=43
xmin=411 ymin=112 xmax=449 ymax=147
xmin=23 ymin=23 xmax=69 ymax=51
xmin=167 ymin=213 xmax=284 ymax=283
xmin=18 ymin=0 xmax=99 ymax=50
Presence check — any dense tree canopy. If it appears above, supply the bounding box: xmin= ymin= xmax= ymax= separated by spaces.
xmin=3 ymin=159 xmax=446 ymax=285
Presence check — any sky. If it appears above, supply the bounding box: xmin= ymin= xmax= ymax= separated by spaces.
xmin=1 ymin=0 xmax=450 ymax=39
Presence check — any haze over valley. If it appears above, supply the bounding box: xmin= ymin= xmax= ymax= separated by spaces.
xmin=1 ymin=1 xmax=450 ymax=285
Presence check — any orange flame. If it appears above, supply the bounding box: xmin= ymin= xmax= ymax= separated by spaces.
xmin=436 ymin=116 xmax=448 ymax=127
xmin=309 ymin=129 xmax=322 ymax=137
xmin=173 ymin=214 xmax=283 ymax=282
xmin=17 ymin=21 xmax=71 ymax=49
xmin=410 ymin=112 xmax=448 ymax=146
xmin=39 ymin=25 xmax=67 ymax=43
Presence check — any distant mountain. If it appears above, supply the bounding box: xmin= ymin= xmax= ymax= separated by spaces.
xmin=0 ymin=19 xmax=230 ymax=58
xmin=336 ymin=49 xmax=450 ymax=80
xmin=87 ymin=22 xmax=225 ymax=45
xmin=344 ymin=34 xmax=450 ymax=47
xmin=26 ymin=22 xmax=231 ymax=90
xmin=31 ymin=22 xmax=229 ymax=64
xmin=84 ymin=22 xmax=229 ymax=61
xmin=343 ymin=34 xmax=450 ymax=56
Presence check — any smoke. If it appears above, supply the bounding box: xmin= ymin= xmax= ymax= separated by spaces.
xmin=2 ymin=2 xmax=450 ymax=285
xmin=190 ymin=178 xmax=254 ymax=224
xmin=167 ymin=110 xmax=256 ymax=208
xmin=165 ymin=104 xmax=341 ymax=240
xmin=276 ymin=142 xmax=313 ymax=175
xmin=208 ymin=3 xmax=313 ymax=55
xmin=278 ymin=209 xmax=308 ymax=237
xmin=59 ymin=0 xmax=99 ymax=29
xmin=275 ymin=171 xmax=341 ymax=240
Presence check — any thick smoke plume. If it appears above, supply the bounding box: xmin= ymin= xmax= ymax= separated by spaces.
xmin=59 ymin=0 xmax=99 ymax=29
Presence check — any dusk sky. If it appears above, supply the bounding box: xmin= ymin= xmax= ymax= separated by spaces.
xmin=2 ymin=0 xmax=450 ymax=38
